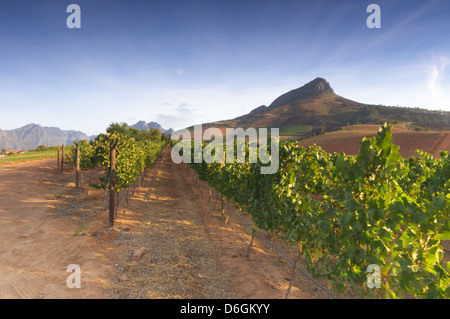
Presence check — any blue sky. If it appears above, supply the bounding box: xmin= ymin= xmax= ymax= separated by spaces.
xmin=0 ymin=0 xmax=449 ymax=135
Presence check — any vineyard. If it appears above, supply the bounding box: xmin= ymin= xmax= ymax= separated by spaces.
xmin=70 ymin=124 xmax=166 ymax=226
xmin=0 ymin=122 xmax=448 ymax=299
xmin=185 ymin=123 xmax=450 ymax=298
xmin=17 ymin=122 xmax=447 ymax=299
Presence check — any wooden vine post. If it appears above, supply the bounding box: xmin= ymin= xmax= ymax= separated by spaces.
xmin=285 ymin=249 xmax=302 ymax=299
xmin=75 ymin=145 xmax=80 ymax=189
xmin=221 ymin=195 xmax=225 ymax=221
xmin=57 ymin=145 xmax=60 ymax=168
xmin=108 ymin=147 xmax=116 ymax=227
xmin=220 ymin=150 xmax=226 ymax=222
xmin=61 ymin=145 xmax=65 ymax=172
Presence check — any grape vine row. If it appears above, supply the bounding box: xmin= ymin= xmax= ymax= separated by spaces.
xmin=186 ymin=123 xmax=450 ymax=298
xmin=71 ymin=128 xmax=165 ymax=192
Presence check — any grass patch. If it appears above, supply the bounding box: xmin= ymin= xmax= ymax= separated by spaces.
xmin=0 ymin=146 xmax=62 ymax=165
xmin=279 ymin=125 xmax=312 ymax=134
xmin=266 ymin=125 xmax=312 ymax=137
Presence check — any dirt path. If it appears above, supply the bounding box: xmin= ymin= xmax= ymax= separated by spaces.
xmin=108 ymin=147 xmax=333 ymax=299
xmin=0 ymin=148 xmax=336 ymax=299
xmin=0 ymin=159 xmax=115 ymax=298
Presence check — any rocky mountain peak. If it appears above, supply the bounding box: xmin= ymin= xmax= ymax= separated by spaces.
xmin=268 ymin=77 xmax=334 ymax=108
xmin=130 ymin=121 xmax=173 ymax=135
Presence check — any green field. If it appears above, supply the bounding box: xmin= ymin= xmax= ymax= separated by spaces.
xmin=264 ymin=125 xmax=312 ymax=141
xmin=276 ymin=125 xmax=312 ymax=135
xmin=0 ymin=146 xmax=64 ymax=165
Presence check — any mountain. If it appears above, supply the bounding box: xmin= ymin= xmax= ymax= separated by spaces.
xmin=268 ymin=77 xmax=335 ymax=108
xmin=207 ymin=77 xmax=450 ymax=139
xmin=0 ymin=120 xmax=174 ymax=151
xmin=0 ymin=123 xmax=89 ymax=151
xmin=130 ymin=121 xmax=174 ymax=135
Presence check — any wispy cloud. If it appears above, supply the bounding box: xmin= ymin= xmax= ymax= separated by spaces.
xmin=427 ymin=55 xmax=450 ymax=109
xmin=156 ymin=102 xmax=198 ymax=129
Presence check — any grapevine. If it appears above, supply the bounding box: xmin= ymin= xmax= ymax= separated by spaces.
xmin=186 ymin=123 xmax=450 ymax=298
xmin=70 ymin=124 xmax=165 ymax=193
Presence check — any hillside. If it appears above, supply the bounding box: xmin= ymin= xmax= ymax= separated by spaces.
xmin=298 ymin=124 xmax=450 ymax=158
xmin=206 ymin=77 xmax=450 ymax=139
xmin=196 ymin=77 xmax=450 ymax=156
xmin=0 ymin=124 xmax=89 ymax=151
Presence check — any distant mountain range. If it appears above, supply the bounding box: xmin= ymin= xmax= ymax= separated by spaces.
xmin=130 ymin=121 xmax=173 ymax=135
xmin=0 ymin=121 xmax=173 ymax=151
xmin=0 ymin=124 xmax=90 ymax=151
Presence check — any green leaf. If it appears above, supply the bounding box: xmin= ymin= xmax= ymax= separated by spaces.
xmin=335 ymin=156 xmax=345 ymax=171
xmin=368 ymin=207 xmax=384 ymax=221
xmin=388 ymin=261 xmax=401 ymax=276
xmin=435 ymin=231 xmax=450 ymax=240
xmin=431 ymin=196 xmax=446 ymax=211
xmin=424 ymin=245 xmax=442 ymax=265
xmin=400 ymin=231 xmax=415 ymax=246
xmin=340 ymin=211 xmax=353 ymax=227
xmin=351 ymin=221 xmax=362 ymax=232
